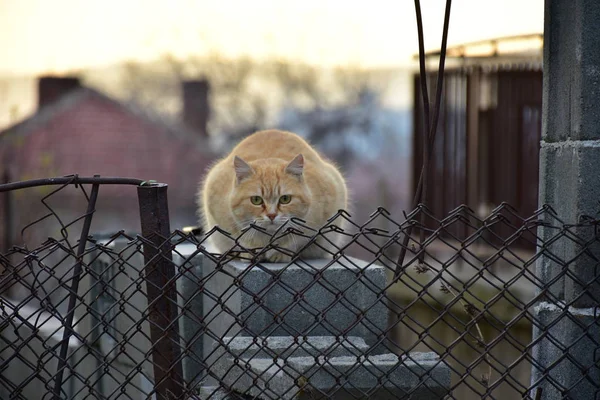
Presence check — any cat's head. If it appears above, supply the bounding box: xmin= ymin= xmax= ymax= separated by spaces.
xmin=229 ymin=154 xmax=310 ymax=232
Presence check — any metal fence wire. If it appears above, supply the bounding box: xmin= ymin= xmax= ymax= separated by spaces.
xmin=0 ymin=178 xmax=599 ymax=400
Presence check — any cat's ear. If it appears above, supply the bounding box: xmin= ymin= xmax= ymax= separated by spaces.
xmin=285 ymin=154 xmax=304 ymax=177
xmin=233 ymin=156 xmax=253 ymax=183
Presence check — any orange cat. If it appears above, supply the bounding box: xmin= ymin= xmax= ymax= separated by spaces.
xmin=198 ymin=129 xmax=348 ymax=262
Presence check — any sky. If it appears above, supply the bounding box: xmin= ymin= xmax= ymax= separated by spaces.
xmin=0 ymin=0 xmax=544 ymax=75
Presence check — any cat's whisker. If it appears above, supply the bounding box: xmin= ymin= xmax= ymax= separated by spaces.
xmin=289 ymin=218 xmax=322 ymax=231
xmin=290 ymin=231 xmax=300 ymax=254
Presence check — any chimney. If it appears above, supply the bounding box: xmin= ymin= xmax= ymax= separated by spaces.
xmin=182 ymin=79 xmax=211 ymax=137
xmin=38 ymin=76 xmax=81 ymax=109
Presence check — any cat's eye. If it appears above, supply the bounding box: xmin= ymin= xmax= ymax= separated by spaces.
xmin=250 ymin=196 xmax=263 ymax=205
xmin=279 ymin=195 xmax=292 ymax=204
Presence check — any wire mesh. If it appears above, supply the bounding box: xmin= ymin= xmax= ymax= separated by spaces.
xmin=0 ymin=179 xmax=599 ymax=400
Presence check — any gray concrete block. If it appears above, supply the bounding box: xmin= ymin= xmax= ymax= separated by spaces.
xmin=538 ymin=145 xmax=600 ymax=306
xmin=196 ymin=386 xmax=248 ymax=400
xmin=221 ymin=335 xmax=370 ymax=359
xmin=235 ymin=258 xmax=387 ymax=348
xmin=534 ymin=0 xmax=600 ymax=393
xmin=175 ymin=243 xmax=207 ymax=387
xmin=533 ymin=207 xmax=566 ymax=301
xmin=173 ymin=249 xmax=450 ymax=399
xmin=205 ymin=332 xmax=450 ymax=400
xmin=544 ymin=0 xmax=600 ymax=141
xmin=76 ymin=237 xmax=155 ymax=397
xmin=171 ymin=250 xmax=390 ymax=385
xmin=197 ymin=256 xmax=389 ymax=357
xmin=246 ymin=352 xmax=449 ymax=400
xmin=530 ymin=302 xmax=600 ymax=400
xmin=210 ymin=335 xmax=371 ymax=397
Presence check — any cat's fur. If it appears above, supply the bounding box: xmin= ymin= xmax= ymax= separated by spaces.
xmin=198 ymin=129 xmax=348 ymax=262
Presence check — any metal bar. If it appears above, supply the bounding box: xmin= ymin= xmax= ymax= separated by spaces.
xmin=466 ymin=69 xmax=481 ymax=210
xmin=0 ymin=176 xmax=145 ymax=192
xmin=137 ymin=183 xmax=184 ymax=400
xmin=428 ymin=0 xmax=453 ymax=145
xmin=414 ymin=0 xmax=431 ymax=144
xmin=2 ymin=171 xmax=11 ymax=253
xmin=395 ymin=0 xmax=453 ymax=278
xmin=51 ymin=183 xmax=100 ymax=399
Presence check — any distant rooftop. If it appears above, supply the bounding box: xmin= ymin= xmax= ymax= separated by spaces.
xmin=416 ymin=33 xmax=543 ymax=69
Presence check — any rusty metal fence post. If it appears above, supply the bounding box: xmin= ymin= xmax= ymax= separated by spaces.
xmin=137 ymin=183 xmax=184 ymax=400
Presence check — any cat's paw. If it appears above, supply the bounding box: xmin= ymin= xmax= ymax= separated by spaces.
xmin=224 ymin=250 xmax=254 ymax=261
xmin=265 ymin=250 xmax=292 ymax=263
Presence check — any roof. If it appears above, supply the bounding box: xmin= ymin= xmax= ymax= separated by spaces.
xmin=0 ymin=83 xmax=218 ymax=231
xmin=415 ymin=33 xmax=543 ymax=69
xmin=0 ymin=86 xmax=212 ymax=156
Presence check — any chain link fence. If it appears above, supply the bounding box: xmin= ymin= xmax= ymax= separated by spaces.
xmin=0 ymin=178 xmax=598 ymax=399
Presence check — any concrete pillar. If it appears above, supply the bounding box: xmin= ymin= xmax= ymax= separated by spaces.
xmin=532 ymin=0 xmax=600 ymax=398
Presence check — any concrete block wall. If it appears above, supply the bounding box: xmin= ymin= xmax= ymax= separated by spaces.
xmin=532 ymin=1 xmax=600 ymax=398
xmin=173 ymin=247 xmax=451 ymax=399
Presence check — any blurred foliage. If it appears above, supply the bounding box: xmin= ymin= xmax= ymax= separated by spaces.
xmin=83 ymin=54 xmax=390 ymax=152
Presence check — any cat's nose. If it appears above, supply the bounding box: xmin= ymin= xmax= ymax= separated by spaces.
xmin=266 ymin=213 xmax=277 ymax=221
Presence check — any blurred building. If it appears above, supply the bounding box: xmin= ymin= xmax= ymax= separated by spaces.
xmin=411 ymin=34 xmax=543 ymax=245
xmin=0 ymin=76 xmax=216 ymax=251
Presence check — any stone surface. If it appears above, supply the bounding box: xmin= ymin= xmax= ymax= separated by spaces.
xmin=175 ymin=243 xmax=207 ymax=387
xmin=535 ymin=2 xmax=600 ymax=396
xmin=543 ymin=0 xmax=600 ymax=141
xmin=208 ymin=333 xmax=449 ymax=400
xmin=538 ymin=145 xmax=600 ymax=307
xmin=530 ymin=302 xmax=600 ymax=400
xmin=196 ymin=386 xmax=246 ymax=400
xmin=221 ymin=335 xmax=370 ymax=359
xmin=210 ymin=336 xmax=370 ymax=397
xmin=539 ymin=0 xmax=600 ymax=307
xmin=246 ymin=352 xmax=449 ymax=400
xmin=539 ymin=145 xmax=600 ymax=223
xmin=197 ymin=256 xmax=389 ymax=358
xmin=173 ymin=249 xmax=450 ymax=399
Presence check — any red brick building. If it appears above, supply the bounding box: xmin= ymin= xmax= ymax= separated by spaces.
xmin=0 ymin=77 xmax=216 ymax=249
